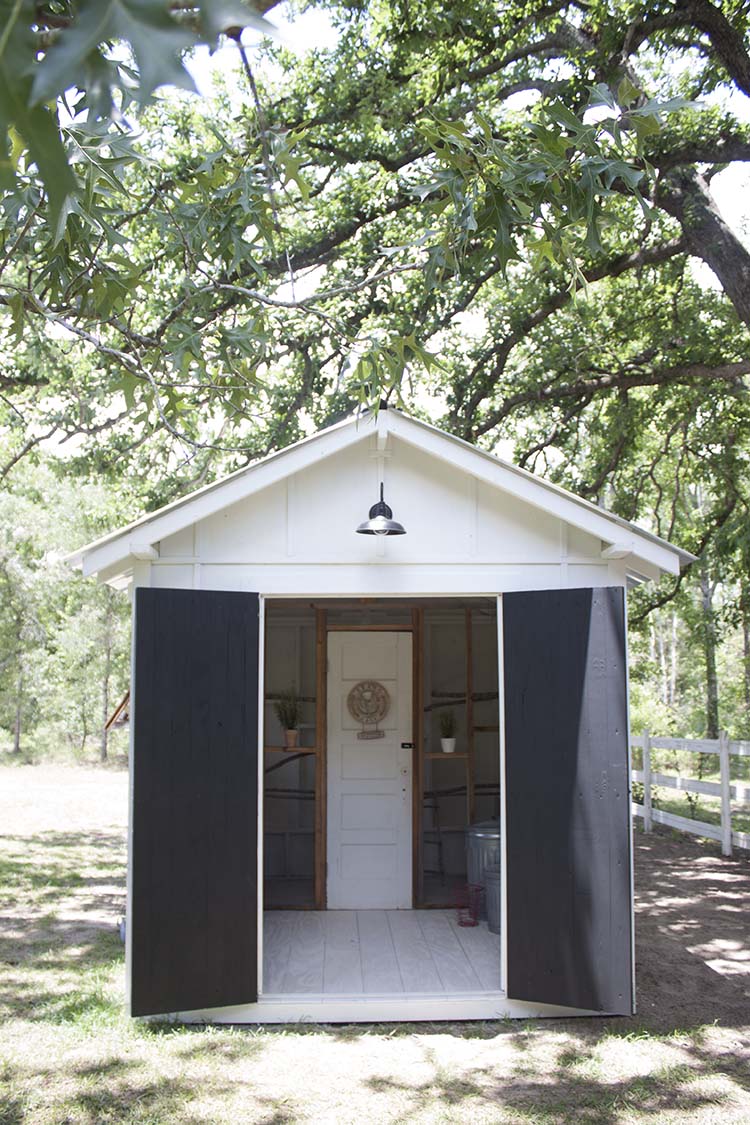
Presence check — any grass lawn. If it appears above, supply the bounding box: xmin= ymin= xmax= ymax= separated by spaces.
xmin=0 ymin=764 xmax=749 ymax=1124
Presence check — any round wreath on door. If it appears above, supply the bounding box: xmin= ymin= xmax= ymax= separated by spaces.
xmin=347 ymin=680 xmax=390 ymax=740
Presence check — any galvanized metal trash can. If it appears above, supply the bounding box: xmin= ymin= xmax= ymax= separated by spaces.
xmin=484 ymin=864 xmax=502 ymax=934
xmin=465 ymin=818 xmax=500 ymax=919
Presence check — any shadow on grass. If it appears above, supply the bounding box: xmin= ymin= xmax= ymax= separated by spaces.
xmin=0 ymin=1057 xmax=221 ymax=1125
xmin=0 ymin=827 xmax=126 ymax=1028
xmin=362 ymin=1058 xmax=726 ymax=1124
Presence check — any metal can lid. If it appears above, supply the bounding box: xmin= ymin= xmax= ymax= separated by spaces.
xmin=466 ymin=818 xmax=500 ymax=839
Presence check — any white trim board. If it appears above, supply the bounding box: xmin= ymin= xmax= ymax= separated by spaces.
xmin=163 ymin=991 xmax=604 ymax=1024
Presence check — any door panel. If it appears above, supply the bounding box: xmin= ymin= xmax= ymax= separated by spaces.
xmin=327 ymin=631 xmax=412 ymax=909
xmin=131 ymin=587 xmax=259 ymax=1017
xmin=503 ymin=586 xmax=632 ymax=1014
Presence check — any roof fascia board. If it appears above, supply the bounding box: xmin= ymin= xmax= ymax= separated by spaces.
xmin=80 ymin=415 xmax=373 ymax=577
xmin=386 ymin=411 xmax=682 ymax=575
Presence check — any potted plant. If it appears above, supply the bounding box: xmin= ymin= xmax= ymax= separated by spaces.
xmin=439 ymin=710 xmax=456 ymax=754
xmin=274 ymin=689 xmax=301 ymax=748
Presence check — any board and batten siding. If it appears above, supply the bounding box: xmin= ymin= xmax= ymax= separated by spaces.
xmin=134 ymin=437 xmax=634 ymax=597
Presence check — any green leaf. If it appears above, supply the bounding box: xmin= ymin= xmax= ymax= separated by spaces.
xmin=198 ymin=0 xmax=284 ymax=42
xmin=617 ymin=76 xmax=642 ymax=109
xmin=8 ymin=293 xmax=24 ymax=343
xmin=32 ymin=0 xmax=199 ymax=106
xmin=545 ymin=101 xmax=587 ymax=135
xmin=0 ymin=77 xmax=76 ymax=230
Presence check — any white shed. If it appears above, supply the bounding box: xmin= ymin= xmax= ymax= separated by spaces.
xmin=70 ymin=406 xmax=691 ymax=1024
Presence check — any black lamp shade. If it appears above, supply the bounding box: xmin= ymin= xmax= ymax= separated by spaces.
xmin=356 ymin=483 xmax=406 ymax=536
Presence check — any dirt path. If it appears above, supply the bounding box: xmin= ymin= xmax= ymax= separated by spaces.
xmin=634 ymin=829 xmax=750 ymax=1032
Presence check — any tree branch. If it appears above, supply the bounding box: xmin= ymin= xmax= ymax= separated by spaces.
xmin=625 ymin=0 xmax=750 ymax=97
xmin=457 ymin=237 xmax=688 ymax=432
xmin=474 ymin=360 xmax=750 ymax=438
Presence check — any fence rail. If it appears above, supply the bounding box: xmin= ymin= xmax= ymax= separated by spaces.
xmin=631 ymin=730 xmax=750 ymax=856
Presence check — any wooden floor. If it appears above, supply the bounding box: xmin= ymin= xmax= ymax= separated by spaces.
xmin=263 ymin=910 xmax=501 ymax=996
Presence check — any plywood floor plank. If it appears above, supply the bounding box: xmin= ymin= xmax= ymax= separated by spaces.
xmin=263 ymin=910 xmax=500 ymax=997
xmin=417 ymin=911 xmax=483 ymax=992
xmin=358 ymin=910 xmax=403 ymax=994
xmin=386 ymin=910 xmax=443 ymax=992
xmin=449 ymin=915 xmax=502 ymax=991
xmin=323 ymin=911 xmax=363 ymax=994
xmin=282 ymin=911 xmax=325 ymax=994
xmin=262 ymin=911 xmax=295 ymax=993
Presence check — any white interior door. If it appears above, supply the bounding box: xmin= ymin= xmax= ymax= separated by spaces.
xmin=327 ymin=631 xmax=412 ymax=909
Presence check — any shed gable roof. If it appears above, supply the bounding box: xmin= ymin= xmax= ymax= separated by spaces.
xmin=68 ymin=408 xmax=693 ymax=580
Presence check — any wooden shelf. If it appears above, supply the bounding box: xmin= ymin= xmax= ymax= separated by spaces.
xmin=424 ymin=752 xmax=468 ymax=759
xmin=264 ymin=745 xmax=318 ymax=754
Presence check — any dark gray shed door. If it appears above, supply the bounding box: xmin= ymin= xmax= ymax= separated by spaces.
xmin=503 ymin=587 xmax=633 ymax=1014
xmin=131 ymin=587 xmax=259 ymax=1018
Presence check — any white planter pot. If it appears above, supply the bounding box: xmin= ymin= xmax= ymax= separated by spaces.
xmin=441 ymin=738 xmax=456 ymax=754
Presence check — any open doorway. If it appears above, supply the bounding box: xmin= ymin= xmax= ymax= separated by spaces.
xmin=261 ymin=598 xmax=502 ymax=998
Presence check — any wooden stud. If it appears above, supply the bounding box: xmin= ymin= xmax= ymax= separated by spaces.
xmin=315 ymin=608 xmax=328 ymax=910
xmin=326 ymin=623 xmax=414 ymax=632
xmin=466 ymin=607 xmax=476 ymax=824
xmin=264 ymin=745 xmax=317 ymax=754
xmin=412 ymin=607 xmax=424 ymax=907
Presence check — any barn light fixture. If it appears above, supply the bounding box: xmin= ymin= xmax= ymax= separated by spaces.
xmin=356 ymin=483 xmax=406 ymax=536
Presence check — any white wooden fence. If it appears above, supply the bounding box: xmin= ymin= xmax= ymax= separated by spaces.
xmin=631 ymin=731 xmax=750 ymax=857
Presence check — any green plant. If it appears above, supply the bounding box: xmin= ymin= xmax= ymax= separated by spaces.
xmin=439 ymin=710 xmax=456 ymax=738
xmin=273 ymin=690 xmax=301 ymax=731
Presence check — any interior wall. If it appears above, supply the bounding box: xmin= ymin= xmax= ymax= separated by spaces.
xmin=262 ymin=597 xmax=502 ymax=913
xmin=263 ymin=605 xmax=317 ymax=908
xmin=421 ymin=603 xmax=500 ymax=906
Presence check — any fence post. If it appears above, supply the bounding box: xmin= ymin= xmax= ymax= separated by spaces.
xmin=643 ymin=729 xmax=653 ymax=834
xmin=719 ymin=730 xmax=732 ymax=857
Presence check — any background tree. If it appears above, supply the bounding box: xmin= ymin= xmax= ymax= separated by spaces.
xmin=0 ymin=454 xmax=133 ymax=759
xmin=2 ymin=0 xmax=750 ymax=751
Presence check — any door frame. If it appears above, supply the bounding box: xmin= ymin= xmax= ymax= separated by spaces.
xmin=260 ymin=597 xmax=505 ymax=917
xmin=259 ymin=601 xmax=424 ymax=919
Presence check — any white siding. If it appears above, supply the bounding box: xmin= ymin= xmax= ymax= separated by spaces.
xmin=142 ymin=435 xmax=614 ymax=595
xmin=159 ymin=525 xmax=195 ymax=558
xmin=119 ymin=427 xmax=650 ymax=600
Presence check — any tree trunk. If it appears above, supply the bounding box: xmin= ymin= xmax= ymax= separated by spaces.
xmin=656 ymin=613 xmax=668 ymax=706
xmin=669 ymin=612 xmax=678 ymax=708
xmin=100 ymin=592 xmax=114 ymax=763
xmin=12 ymin=671 xmax=22 ymax=754
xmin=657 ymin=169 xmax=750 ymax=329
xmin=699 ymin=565 xmax=720 ymax=739
xmin=741 ymin=587 xmax=750 ymax=716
